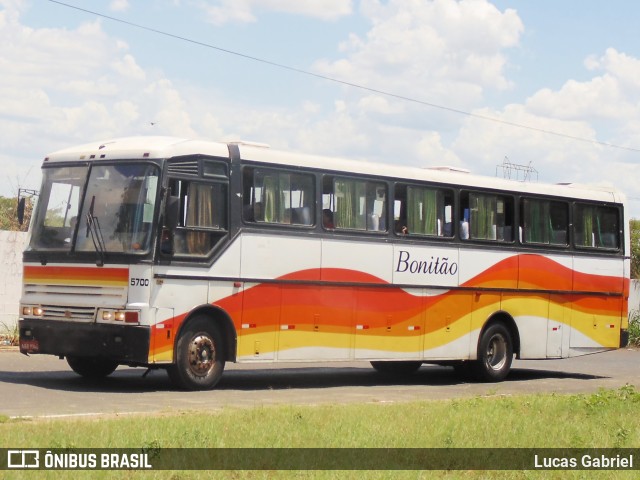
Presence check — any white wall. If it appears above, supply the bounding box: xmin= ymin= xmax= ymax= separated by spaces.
xmin=630 ymin=280 xmax=640 ymax=315
xmin=0 ymin=231 xmax=29 ymax=333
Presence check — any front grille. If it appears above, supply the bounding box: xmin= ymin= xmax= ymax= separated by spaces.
xmin=24 ymin=284 xmax=126 ymax=300
xmin=41 ymin=305 xmax=96 ymax=322
xmin=22 ymin=282 xmax=127 ymax=323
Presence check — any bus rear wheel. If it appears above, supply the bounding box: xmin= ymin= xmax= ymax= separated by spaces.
xmin=469 ymin=323 xmax=513 ymax=382
xmin=168 ymin=317 xmax=225 ymax=391
xmin=66 ymin=356 xmax=119 ymax=379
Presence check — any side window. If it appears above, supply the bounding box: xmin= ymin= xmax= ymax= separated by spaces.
xmin=460 ymin=191 xmax=514 ymax=242
xmin=394 ymin=184 xmax=453 ymax=237
xmin=322 ymin=176 xmax=387 ymax=232
xmin=168 ymin=179 xmax=227 ymax=256
xmin=521 ymin=198 xmax=568 ymax=246
xmin=242 ymin=168 xmax=314 ymax=226
xmin=574 ymin=204 xmax=620 ymax=250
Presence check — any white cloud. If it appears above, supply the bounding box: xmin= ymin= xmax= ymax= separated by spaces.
xmin=4 ymin=0 xmax=640 ymax=218
xmin=451 ymin=55 xmax=640 ymax=214
xmin=0 ymin=2 xmax=198 ymax=195
xmin=109 ymin=0 xmax=130 ymax=12
xmin=112 ymin=53 xmax=146 ymax=81
xmin=199 ymin=0 xmax=353 ymax=26
xmin=314 ymin=0 xmax=524 ymax=115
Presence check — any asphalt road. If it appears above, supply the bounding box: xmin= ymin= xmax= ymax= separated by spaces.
xmin=0 ymin=347 xmax=638 ymax=419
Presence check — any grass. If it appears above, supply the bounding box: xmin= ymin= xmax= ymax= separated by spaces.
xmin=1 ymin=386 xmax=639 ymax=479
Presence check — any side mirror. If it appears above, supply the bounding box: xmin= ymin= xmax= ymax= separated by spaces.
xmin=17 ymin=197 xmax=26 ymax=225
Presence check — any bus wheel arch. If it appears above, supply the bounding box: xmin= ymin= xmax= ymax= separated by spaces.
xmin=174 ymin=305 xmax=237 ymax=362
xmin=168 ymin=306 xmax=236 ymax=390
xmin=470 ymin=312 xmax=519 ymax=382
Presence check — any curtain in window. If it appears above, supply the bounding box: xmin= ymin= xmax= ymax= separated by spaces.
xmin=334 ymin=179 xmax=366 ymax=230
xmin=335 ymin=180 xmax=353 ymax=229
xmin=259 ymin=173 xmax=291 ymax=224
xmin=407 ymin=187 xmax=437 ymax=235
xmin=279 ymin=174 xmax=290 ymax=223
xmin=186 ymin=183 xmax=213 ymax=254
xmin=524 ymin=200 xmax=550 ymax=244
xmin=470 ymin=193 xmax=497 ymax=240
xmin=263 ymin=176 xmax=277 ymax=223
xmin=580 ymin=206 xmax=595 ymax=247
xmin=598 ymin=209 xmax=619 ymax=248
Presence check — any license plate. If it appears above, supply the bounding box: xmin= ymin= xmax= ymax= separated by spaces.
xmin=20 ymin=339 xmax=40 ymax=353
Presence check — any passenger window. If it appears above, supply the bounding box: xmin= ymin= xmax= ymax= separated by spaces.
xmin=574 ymin=204 xmax=620 ymax=250
xmin=243 ymin=168 xmax=314 ymax=226
xmin=521 ymin=198 xmax=568 ymax=246
xmin=461 ymin=192 xmax=514 ymax=242
xmin=394 ymin=184 xmax=454 ymax=237
xmin=323 ymin=176 xmax=387 ymax=232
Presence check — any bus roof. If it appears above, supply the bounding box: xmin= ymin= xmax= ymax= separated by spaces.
xmin=43 ymin=136 xmax=624 ymax=204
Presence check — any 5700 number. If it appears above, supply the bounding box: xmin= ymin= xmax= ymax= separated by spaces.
xmin=130 ymin=278 xmax=150 ymax=287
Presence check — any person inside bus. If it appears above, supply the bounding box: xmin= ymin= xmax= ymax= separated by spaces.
xmin=322 ymin=209 xmax=335 ymax=229
xmin=395 ymin=220 xmax=408 ymax=235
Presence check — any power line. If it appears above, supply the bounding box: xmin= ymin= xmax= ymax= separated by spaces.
xmin=49 ymin=0 xmax=640 ymax=153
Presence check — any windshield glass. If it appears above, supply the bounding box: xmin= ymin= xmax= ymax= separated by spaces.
xmin=30 ymin=166 xmax=88 ymax=251
xmin=30 ymin=163 xmax=160 ymax=254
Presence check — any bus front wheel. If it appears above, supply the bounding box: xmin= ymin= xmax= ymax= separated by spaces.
xmin=469 ymin=323 xmax=513 ymax=382
xmin=168 ymin=317 xmax=225 ymax=390
xmin=66 ymin=356 xmax=119 ymax=379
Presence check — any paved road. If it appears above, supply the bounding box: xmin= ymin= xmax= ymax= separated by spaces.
xmin=0 ymin=347 xmax=638 ymax=419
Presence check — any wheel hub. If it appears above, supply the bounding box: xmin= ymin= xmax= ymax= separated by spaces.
xmin=188 ymin=334 xmax=215 ymax=376
xmin=486 ymin=334 xmax=507 ymax=371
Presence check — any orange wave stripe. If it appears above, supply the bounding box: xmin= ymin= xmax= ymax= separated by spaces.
xmin=23 ymin=265 xmax=129 ymax=287
xmin=149 ymin=254 xmax=626 ymax=359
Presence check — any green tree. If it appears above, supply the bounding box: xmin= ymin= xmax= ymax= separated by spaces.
xmin=631 ymin=219 xmax=640 ymax=279
xmin=0 ymin=196 xmax=33 ymax=231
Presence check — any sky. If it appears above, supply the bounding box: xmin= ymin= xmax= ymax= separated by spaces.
xmin=2 ymin=0 xmax=640 ymax=215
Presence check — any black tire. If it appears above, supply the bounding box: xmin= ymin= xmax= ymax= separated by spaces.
xmin=370 ymin=361 xmax=423 ymax=375
xmin=469 ymin=323 xmax=513 ymax=382
xmin=66 ymin=356 xmax=119 ymax=379
xmin=168 ymin=317 xmax=225 ymax=390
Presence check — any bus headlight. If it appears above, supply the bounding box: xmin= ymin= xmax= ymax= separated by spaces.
xmin=100 ymin=309 xmax=140 ymax=324
xmin=22 ymin=305 xmax=44 ymax=317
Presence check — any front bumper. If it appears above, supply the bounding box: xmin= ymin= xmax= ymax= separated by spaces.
xmin=19 ymin=319 xmax=151 ymax=366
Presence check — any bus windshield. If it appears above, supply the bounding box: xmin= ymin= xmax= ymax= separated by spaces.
xmin=29 ymin=163 xmax=160 ymax=254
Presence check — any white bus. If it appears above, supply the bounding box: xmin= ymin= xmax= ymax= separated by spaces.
xmin=19 ymin=137 xmax=630 ymax=390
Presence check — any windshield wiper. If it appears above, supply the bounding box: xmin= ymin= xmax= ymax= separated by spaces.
xmin=85 ymin=195 xmax=106 ymax=266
